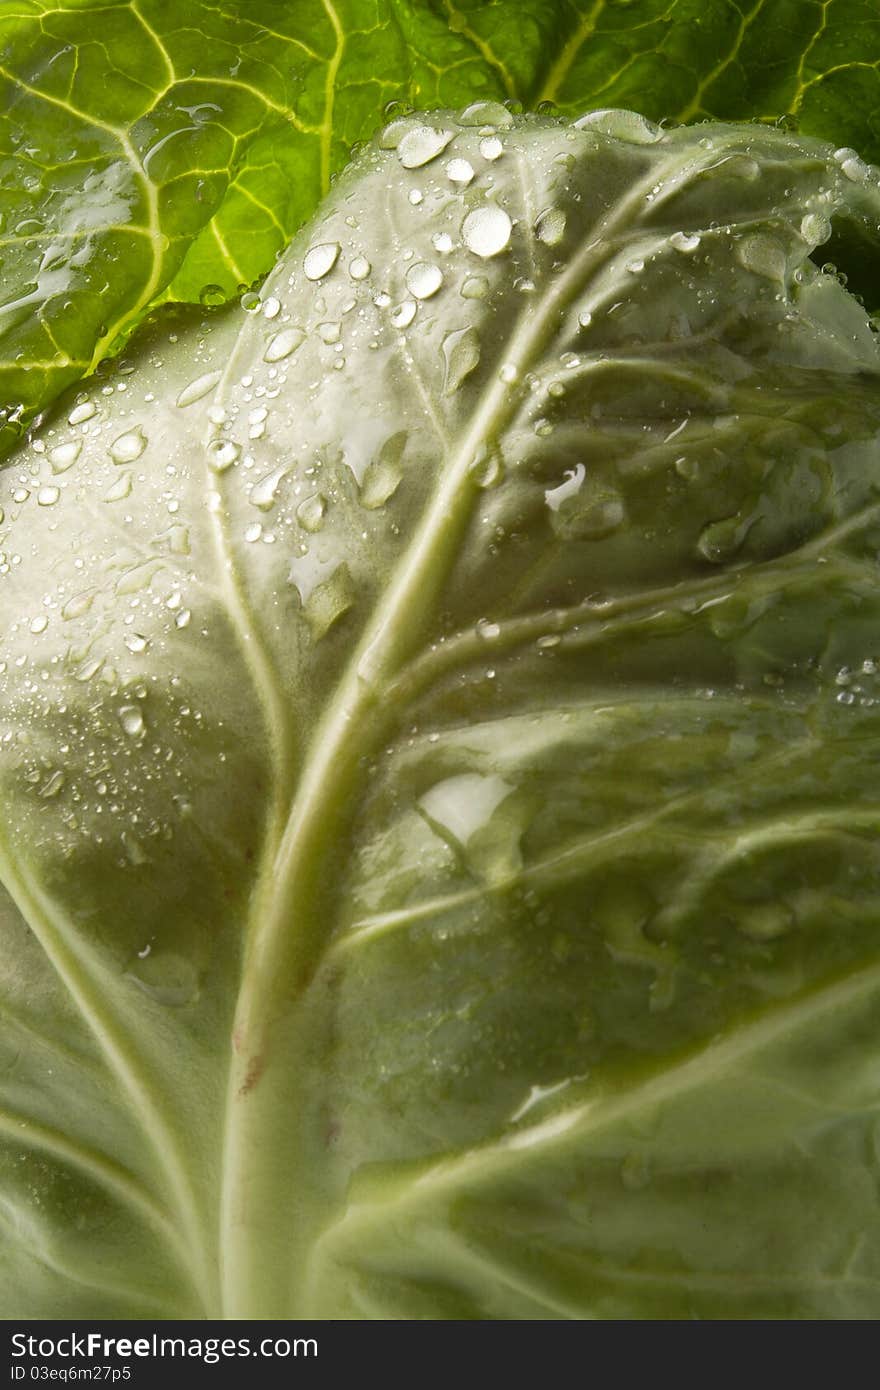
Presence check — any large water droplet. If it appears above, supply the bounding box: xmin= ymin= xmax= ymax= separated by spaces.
xmin=29 ymin=615 xmax=48 ymax=634
xmin=446 ymin=157 xmax=475 ymax=185
xmin=697 ymin=514 xmax=750 ymax=563
xmin=480 ymin=135 xmax=503 ymax=161
xmin=119 ymin=704 xmax=146 ymax=738
xmin=461 ymin=275 xmax=489 ymax=300
xmin=104 ymin=473 xmax=132 ymax=502
xmin=462 ymin=205 xmax=512 ymax=258
xmin=468 ymin=448 xmax=504 ymax=489
xmin=110 ymin=428 xmax=147 ymax=464
xmin=391 ymin=300 xmax=417 ymax=328
xmin=67 ymin=400 xmax=96 ymax=426
xmin=296 ymin=493 xmax=327 ymax=532
xmin=349 ymin=256 xmax=371 ymax=280
xmin=250 ymin=465 xmax=287 ymax=510
xmin=360 ymin=431 xmax=406 ymax=509
xmin=263 ymin=326 xmax=305 ymax=363
xmin=397 ymin=125 xmax=454 ymax=168
xmin=405 ymin=262 xmax=444 ymax=299
xmin=38 ymin=769 xmax=65 ymax=799
xmin=736 ymin=233 xmax=786 ymax=281
xmin=303 ymin=563 xmax=355 ymax=639
xmin=535 ymin=207 xmax=566 ymax=245
xmin=37 ymin=485 xmax=60 ymax=506
xmin=206 ymin=438 xmax=240 ymax=472
xmin=176 ymin=371 xmax=221 ymax=407
xmin=62 ymin=591 xmax=94 ymax=620
xmin=668 ymin=231 xmax=701 ymax=253
xmin=800 ymin=212 xmax=832 ymax=245
xmin=573 ymin=108 xmax=663 ymax=143
xmin=303 ymin=242 xmax=341 ymax=280
xmin=457 ymin=100 xmax=513 ymax=128
xmin=441 ymin=325 xmax=481 ymax=394
xmin=49 ymin=440 xmax=81 ymax=473
xmin=419 ymin=772 xmax=512 ymax=847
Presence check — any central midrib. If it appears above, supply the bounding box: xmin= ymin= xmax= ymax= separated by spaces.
xmin=215 ymin=132 xmax=731 ymax=1317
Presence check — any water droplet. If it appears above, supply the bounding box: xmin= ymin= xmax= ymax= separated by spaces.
xmin=360 ymin=431 xmax=406 ymax=509
xmin=461 ymin=275 xmax=489 ymax=300
xmin=62 ymin=591 xmax=94 ymax=620
xmin=240 ymin=291 xmax=262 ymax=313
xmin=68 ymin=400 xmax=96 ymax=426
xmin=104 ymin=472 xmax=132 ymax=503
xmin=800 ymin=212 xmax=832 ymax=245
xmin=578 ymin=308 xmax=593 ymax=328
xmin=457 ymin=100 xmax=513 ymax=128
xmin=419 ymin=772 xmax=512 ymax=847
xmin=405 ymin=262 xmax=444 ymax=299
xmin=29 ymin=615 xmax=48 ymax=634
xmin=317 ymin=320 xmax=341 ymax=344
xmin=126 ymin=952 xmax=198 ymax=1007
xmin=573 ymin=108 xmax=662 ymax=144
xmin=296 ymin=493 xmax=327 ymax=532
xmin=408 ymin=189 xmax=423 ymax=205
xmin=244 ymin=522 xmax=263 ymax=543
xmin=397 ymin=125 xmax=454 ymax=168
xmin=303 ymin=563 xmax=355 ymax=639
xmin=441 ymin=325 xmax=481 ymax=394
xmin=468 ymin=447 xmax=504 ymax=488
xmin=262 ymin=296 xmax=281 ymax=319
xmin=303 ymin=242 xmax=341 ymax=280
xmin=499 ymin=362 xmax=519 ymax=383
xmin=263 ymin=326 xmax=305 ymax=363
xmin=175 ymin=609 xmax=192 ymax=629
xmin=736 ymin=233 xmax=786 ymax=281
xmin=37 ymin=485 xmax=59 ymax=506
xmin=697 ymin=514 xmax=749 ymax=563
xmin=432 ymin=232 xmax=454 ymax=254
xmin=535 ymin=207 xmax=566 ymax=246
xmin=12 ymin=488 xmax=28 ymax=504
xmin=841 ymin=155 xmax=869 ymax=182
xmin=349 ymin=255 xmax=371 ymax=280
xmin=250 ymin=465 xmax=287 ymax=510
xmin=117 ymin=704 xmax=145 ymax=738
xmin=480 ymin=135 xmax=503 ymax=160
xmin=199 ymin=283 xmax=226 ymax=306
xmin=462 ymin=205 xmax=512 ymax=258
xmin=110 ymin=428 xmax=147 ymax=464
xmin=668 ymin=231 xmax=701 ymax=253
xmin=206 ymin=438 xmax=240 ymax=472
xmin=38 ymin=770 xmax=65 ymax=799
xmin=124 ymin=633 xmax=148 ymax=654
xmin=378 ymin=117 xmax=414 ymax=149
xmin=446 ymin=157 xmax=475 ymax=185
xmin=476 ymin=619 xmax=501 ymax=640
xmin=49 ymin=440 xmax=82 ymax=473
xmin=391 ymin=300 xmax=417 ymax=328
xmin=176 ymin=370 xmax=221 ymax=407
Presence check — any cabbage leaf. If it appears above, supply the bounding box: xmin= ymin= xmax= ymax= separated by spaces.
xmin=2 ymin=109 xmax=880 ymax=1317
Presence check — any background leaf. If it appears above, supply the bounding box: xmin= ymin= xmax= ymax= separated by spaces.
xmin=2 ymin=0 xmax=880 ymax=455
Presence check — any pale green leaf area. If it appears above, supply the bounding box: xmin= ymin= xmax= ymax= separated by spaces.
xmin=3 ymin=0 xmax=880 ymax=454
xmin=1 ymin=111 xmax=880 ymax=1317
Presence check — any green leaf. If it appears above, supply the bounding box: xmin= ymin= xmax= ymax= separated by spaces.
xmin=3 ymin=1 xmax=880 ymax=456
xmin=2 ymin=111 xmax=880 ymax=1317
